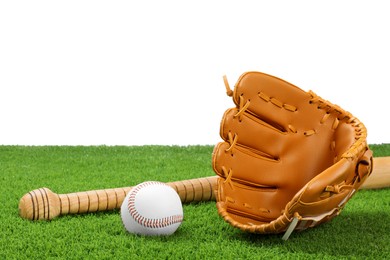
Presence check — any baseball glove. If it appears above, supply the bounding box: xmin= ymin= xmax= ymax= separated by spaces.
xmin=212 ymin=71 xmax=373 ymax=239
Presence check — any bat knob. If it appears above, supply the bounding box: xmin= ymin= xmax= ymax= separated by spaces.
xmin=19 ymin=188 xmax=61 ymax=220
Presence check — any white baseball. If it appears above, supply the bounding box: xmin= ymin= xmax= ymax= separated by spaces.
xmin=120 ymin=181 xmax=183 ymax=236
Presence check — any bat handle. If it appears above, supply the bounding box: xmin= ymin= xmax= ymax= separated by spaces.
xmin=18 ymin=176 xmax=218 ymax=221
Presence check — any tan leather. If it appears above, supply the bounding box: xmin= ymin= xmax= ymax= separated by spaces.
xmin=212 ymin=71 xmax=373 ymax=236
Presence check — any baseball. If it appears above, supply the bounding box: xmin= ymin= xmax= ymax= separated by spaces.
xmin=120 ymin=181 xmax=183 ymax=236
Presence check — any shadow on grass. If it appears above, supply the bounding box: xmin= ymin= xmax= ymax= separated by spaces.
xmin=230 ymin=210 xmax=390 ymax=258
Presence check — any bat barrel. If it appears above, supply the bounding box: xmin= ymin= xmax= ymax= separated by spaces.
xmin=168 ymin=176 xmax=217 ymax=203
xmin=360 ymin=157 xmax=390 ymax=189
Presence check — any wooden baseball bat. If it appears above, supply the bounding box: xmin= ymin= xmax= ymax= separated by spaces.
xmin=19 ymin=157 xmax=390 ymax=221
xmin=359 ymin=156 xmax=390 ymax=189
xmin=19 ymin=176 xmax=217 ymax=221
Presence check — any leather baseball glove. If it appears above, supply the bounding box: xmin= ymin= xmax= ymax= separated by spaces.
xmin=212 ymin=71 xmax=373 ymax=239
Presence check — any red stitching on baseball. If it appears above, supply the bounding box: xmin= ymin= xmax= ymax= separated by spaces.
xmin=127 ymin=182 xmax=183 ymax=229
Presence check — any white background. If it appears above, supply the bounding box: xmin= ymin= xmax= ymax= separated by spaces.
xmin=1 ymin=1 xmax=389 ymax=146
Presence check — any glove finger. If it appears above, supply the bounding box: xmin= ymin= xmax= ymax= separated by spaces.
xmin=213 ymin=142 xmax=286 ymax=188
xmin=217 ymin=177 xmax=292 ymax=222
xmin=220 ymin=108 xmax=287 ymax=160
xmin=213 ymin=142 xmax=301 ymax=221
xmin=233 ymin=71 xmax=317 ymax=132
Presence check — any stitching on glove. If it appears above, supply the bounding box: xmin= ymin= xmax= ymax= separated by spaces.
xmin=325 ymin=184 xmax=341 ymax=194
xmin=309 ymin=91 xmax=343 ymax=116
xmin=288 ymin=125 xmax=297 ymax=133
xmin=234 ymin=96 xmax=250 ymax=121
xmin=222 ymin=167 xmax=235 ymax=190
xmin=243 ymin=203 xmax=252 ymax=209
xmin=332 ymin=118 xmax=340 ymax=130
xmin=320 ymin=113 xmax=330 ymax=124
xmin=259 ymin=208 xmax=270 ymax=213
xmin=309 ymin=91 xmax=368 ymax=159
xmin=258 ymin=92 xmax=270 ymax=102
xmin=258 ymin=92 xmax=297 ymax=112
xmin=226 ymin=196 xmax=235 ymax=203
xmin=325 ymin=182 xmax=354 ymax=196
xmin=271 ymin=97 xmax=283 ymax=108
xmin=283 ymin=103 xmax=297 ymax=112
xmin=304 ymin=130 xmax=316 ymax=136
xmin=225 ymin=132 xmax=238 ymax=153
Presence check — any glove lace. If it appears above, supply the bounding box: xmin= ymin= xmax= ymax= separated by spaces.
xmin=309 ymin=91 xmax=368 ymax=159
xmin=225 ymin=132 xmax=238 ymax=153
xmin=222 ymin=166 xmax=235 ymax=190
xmin=223 ymin=75 xmax=234 ymax=97
xmin=234 ymin=96 xmax=250 ymax=121
xmin=309 ymin=91 xmax=348 ymax=120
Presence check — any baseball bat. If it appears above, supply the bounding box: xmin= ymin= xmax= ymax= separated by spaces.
xmin=19 ymin=157 xmax=390 ymax=221
xmin=359 ymin=156 xmax=390 ymax=189
xmin=19 ymin=176 xmax=217 ymax=221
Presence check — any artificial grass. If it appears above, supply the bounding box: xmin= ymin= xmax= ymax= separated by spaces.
xmin=1 ymin=144 xmax=389 ymax=259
